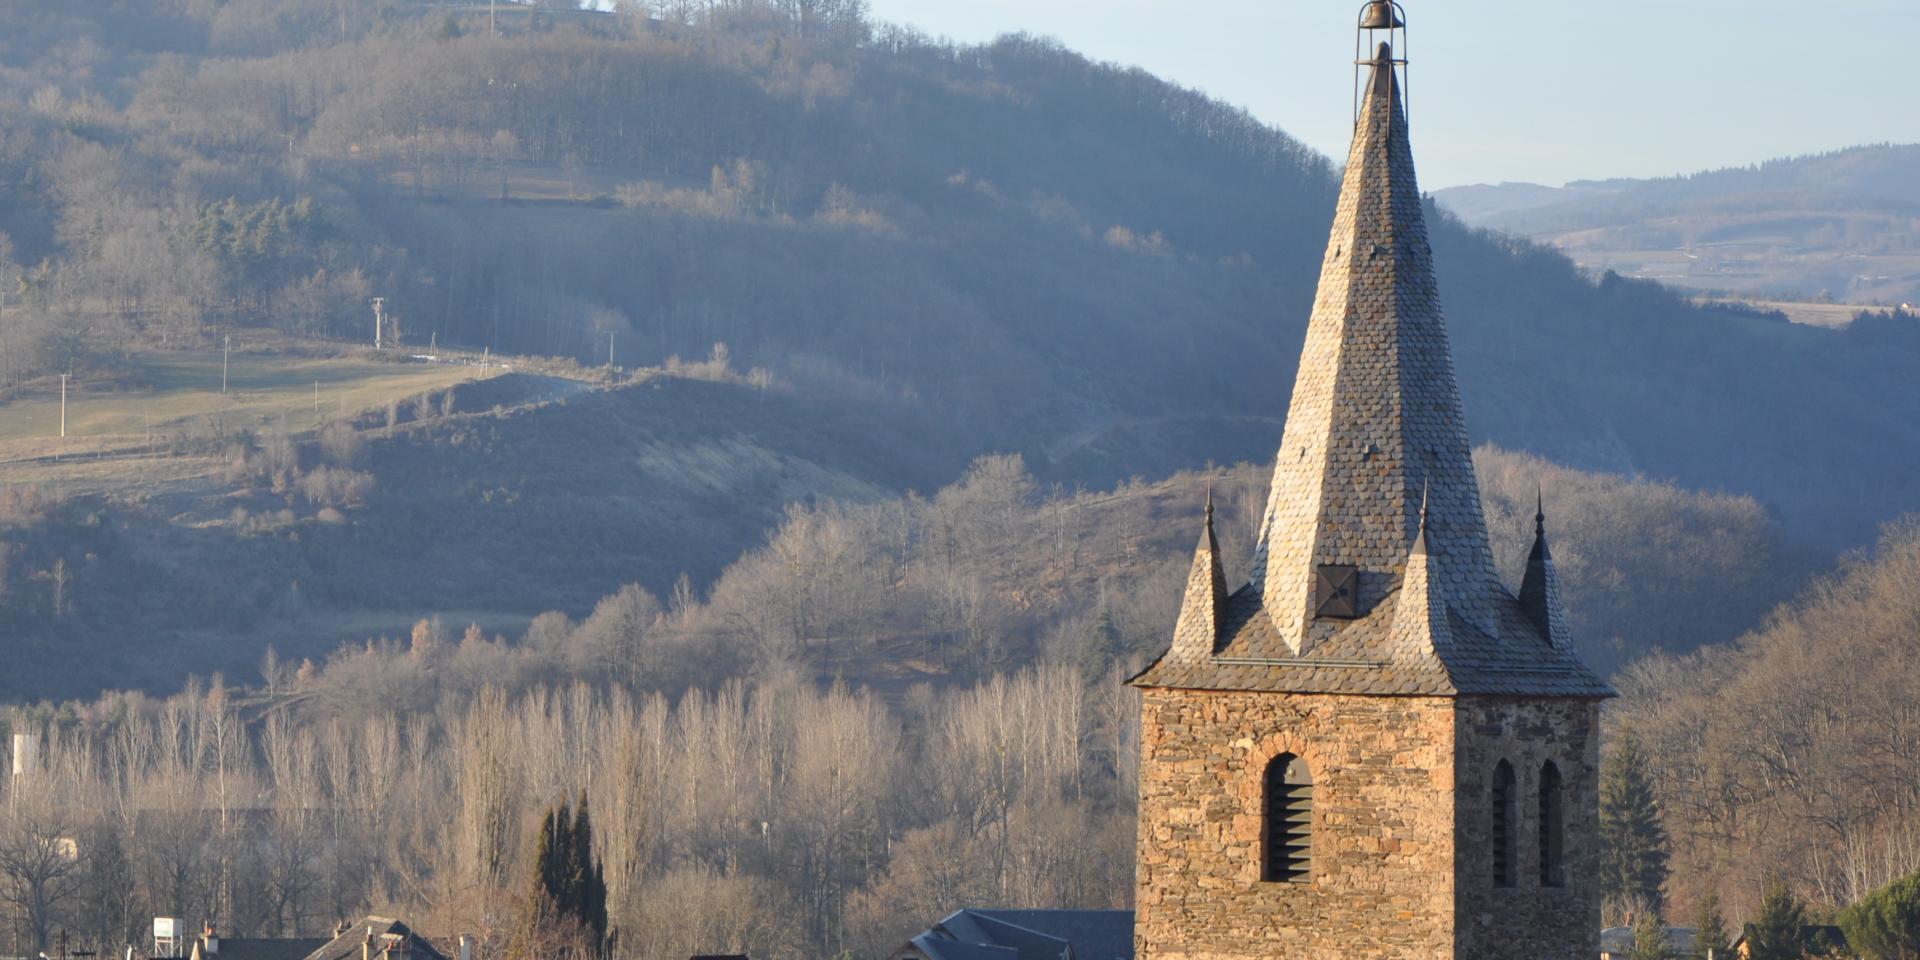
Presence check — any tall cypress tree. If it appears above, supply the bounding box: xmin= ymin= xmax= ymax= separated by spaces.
xmin=1599 ymin=730 xmax=1670 ymax=911
xmin=532 ymin=808 xmax=559 ymax=919
xmin=526 ymin=795 xmax=609 ymax=957
xmin=571 ymin=791 xmax=608 ymax=945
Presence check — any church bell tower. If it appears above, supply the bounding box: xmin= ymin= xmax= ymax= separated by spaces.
xmin=1130 ymin=5 xmax=1613 ymax=959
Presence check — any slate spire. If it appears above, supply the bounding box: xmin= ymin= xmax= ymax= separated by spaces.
xmin=1248 ymin=40 xmax=1499 ymax=653
xmin=1168 ymin=488 xmax=1230 ymax=662
xmin=1130 ymin=14 xmax=1612 ymax=700
xmin=1518 ymin=489 xmax=1572 ymax=651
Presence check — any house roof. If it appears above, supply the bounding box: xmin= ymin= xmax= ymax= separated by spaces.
xmin=301 ymin=918 xmax=450 ymax=960
xmin=192 ymin=939 xmax=329 ymax=960
xmin=1599 ymin=926 xmax=1697 ymax=956
xmin=898 ymin=909 xmax=1132 ymax=960
xmin=1131 ymin=43 xmax=1611 ymax=700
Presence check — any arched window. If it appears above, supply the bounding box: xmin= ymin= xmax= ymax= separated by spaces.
xmin=1263 ymin=754 xmax=1313 ymax=883
xmin=1539 ymin=762 xmax=1565 ymax=888
xmin=1492 ymin=760 xmax=1516 ymax=888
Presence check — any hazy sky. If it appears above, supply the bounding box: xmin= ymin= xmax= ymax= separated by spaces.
xmin=858 ymin=0 xmax=1920 ymax=190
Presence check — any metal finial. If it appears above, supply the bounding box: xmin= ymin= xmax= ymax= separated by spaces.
xmin=1535 ymin=483 xmax=1546 ymax=535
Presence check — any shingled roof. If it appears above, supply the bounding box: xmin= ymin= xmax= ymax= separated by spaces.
xmin=891 ymin=909 xmax=1134 ymax=960
xmin=301 ymin=918 xmax=449 ymax=960
xmin=1132 ymin=45 xmax=1611 ymax=700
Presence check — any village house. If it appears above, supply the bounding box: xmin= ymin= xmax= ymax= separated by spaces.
xmin=1598 ymin=926 xmax=1697 ymax=960
xmin=151 ymin=918 xmax=451 ymax=960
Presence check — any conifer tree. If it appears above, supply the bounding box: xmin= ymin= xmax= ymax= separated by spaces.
xmin=1599 ymin=730 xmax=1670 ymax=911
xmin=1840 ymin=869 xmax=1920 ymax=960
xmin=570 ymin=792 xmax=609 ymax=945
xmin=1745 ymin=877 xmax=1807 ymax=960
xmin=1075 ymin=602 xmax=1122 ymax=681
xmin=525 ymin=795 xmax=609 ymax=957
xmin=1692 ymin=891 xmax=1733 ymax=960
xmin=1629 ymin=909 xmax=1674 ymax=960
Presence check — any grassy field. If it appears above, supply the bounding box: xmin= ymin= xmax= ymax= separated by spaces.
xmin=0 ymin=350 xmax=494 ymax=451
xmin=1692 ymin=297 xmax=1897 ymax=329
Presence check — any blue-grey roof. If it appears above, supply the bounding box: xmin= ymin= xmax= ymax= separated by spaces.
xmin=1599 ymin=926 xmax=1697 ymax=955
xmin=900 ymin=909 xmax=1132 ymax=960
xmin=300 ymin=918 xmax=448 ymax=960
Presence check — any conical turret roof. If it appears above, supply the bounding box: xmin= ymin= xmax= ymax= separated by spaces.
xmin=1518 ymin=492 xmax=1573 ymax=652
xmin=1166 ymin=491 xmax=1230 ymax=664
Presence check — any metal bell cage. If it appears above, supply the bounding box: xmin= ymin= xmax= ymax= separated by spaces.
xmin=1354 ymin=0 xmax=1410 ymax=124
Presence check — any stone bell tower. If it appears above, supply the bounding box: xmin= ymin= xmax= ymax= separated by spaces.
xmin=1129 ymin=4 xmax=1614 ymax=959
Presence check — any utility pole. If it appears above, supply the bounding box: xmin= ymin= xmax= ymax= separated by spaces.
xmin=222 ymin=334 xmax=231 ymax=394
xmin=372 ymin=297 xmax=386 ymax=351
xmin=59 ymin=372 xmax=68 ymax=438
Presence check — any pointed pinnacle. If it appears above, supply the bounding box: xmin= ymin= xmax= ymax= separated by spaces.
xmin=1535 ymin=483 xmax=1546 ymax=535
xmin=1372 ymin=42 xmax=1395 ymax=96
xmin=1407 ymin=481 xmax=1431 ymax=558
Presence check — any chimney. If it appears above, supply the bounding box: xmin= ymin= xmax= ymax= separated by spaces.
xmin=459 ymin=935 xmax=473 ymax=960
xmin=202 ymin=924 xmax=219 ymax=956
xmin=362 ymin=928 xmax=374 ymax=960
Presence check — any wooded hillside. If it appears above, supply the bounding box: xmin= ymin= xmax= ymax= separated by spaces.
xmin=0 ymin=1 xmax=1917 ymax=558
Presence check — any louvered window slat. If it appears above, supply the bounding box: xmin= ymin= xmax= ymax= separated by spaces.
xmin=1263 ymin=755 xmax=1313 ymax=883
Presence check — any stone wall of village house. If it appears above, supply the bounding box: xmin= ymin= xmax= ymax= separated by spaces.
xmin=1451 ymin=697 xmax=1604 ymax=960
xmin=1133 ymin=687 xmax=1461 ymax=960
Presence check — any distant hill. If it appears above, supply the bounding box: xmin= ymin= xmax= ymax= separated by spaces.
xmin=2 ymin=3 xmax=1920 ymax=697
xmin=1436 ymin=144 xmax=1920 ymax=304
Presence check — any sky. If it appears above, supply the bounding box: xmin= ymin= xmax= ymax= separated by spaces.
xmin=856 ymin=0 xmax=1920 ymax=190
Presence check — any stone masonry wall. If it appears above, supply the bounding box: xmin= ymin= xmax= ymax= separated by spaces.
xmin=1135 ymin=688 xmax=1459 ymax=960
xmin=1452 ymin=697 xmax=1603 ymax=960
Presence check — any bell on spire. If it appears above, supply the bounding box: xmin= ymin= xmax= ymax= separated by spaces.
xmin=1359 ymin=0 xmax=1403 ymax=30
xmin=1354 ymin=1 xmax=1410 ymax=122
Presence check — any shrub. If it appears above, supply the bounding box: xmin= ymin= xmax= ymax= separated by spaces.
xmin=1842 ymin=871 xmax=1920 ymax=960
